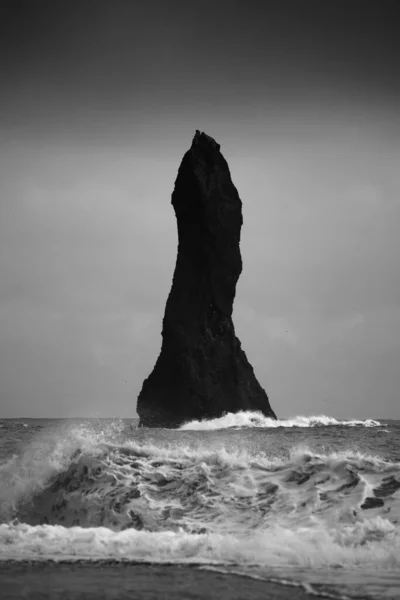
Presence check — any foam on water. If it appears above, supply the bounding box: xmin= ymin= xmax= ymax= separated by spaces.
xmin=0 ymin=418 xmax=399 ymax=599
xmin=180 ymin=412 xmax=382 ymax=430
xmin=0 ymin=517 xmax=399 ymax=569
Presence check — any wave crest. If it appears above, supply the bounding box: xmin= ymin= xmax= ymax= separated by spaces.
xmin=180 ymin=412 xmax=383 ymax=430
xmin=1 ymin=517 xmax=399 ymax=572
xmin=2 ymin=435 xmax=398 ymax=535
xmin=1 ymin=419 xmax=399 ymax=596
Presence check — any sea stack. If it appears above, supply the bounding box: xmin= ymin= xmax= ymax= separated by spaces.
xmin=137 ymin=131 xmax=276 ymax=427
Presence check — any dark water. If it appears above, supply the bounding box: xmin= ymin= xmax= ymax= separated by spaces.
xmin=0 ymin=413 xmax=399 ymax=599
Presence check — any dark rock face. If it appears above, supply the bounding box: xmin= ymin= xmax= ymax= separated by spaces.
xmin=137 ymin=131 xmax=276 ymax=428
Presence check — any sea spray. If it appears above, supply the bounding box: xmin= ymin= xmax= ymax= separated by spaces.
xmin=180 ymin=412 xmax=383 ymax=430
xmin=0 ymin=518 xmax=399 ymax=570
xmin=0 ymin=416 xmax=399 ymax=599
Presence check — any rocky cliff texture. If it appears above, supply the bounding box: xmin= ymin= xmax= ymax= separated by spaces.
xmin=137 ymin=131 xmax=276 ymax=427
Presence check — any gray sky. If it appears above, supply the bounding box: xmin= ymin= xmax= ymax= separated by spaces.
xmin=0 ymin=1 xmax=399 ymax=418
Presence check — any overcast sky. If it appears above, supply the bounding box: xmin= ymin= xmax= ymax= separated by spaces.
xmin=0 ymin=1 xmax=399 ymax=419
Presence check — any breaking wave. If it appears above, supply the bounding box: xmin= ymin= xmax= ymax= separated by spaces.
xmin=1 ymin=517 xmax=399 ymax=570
xmin=0 ymin=422 xmax=398 ymax=579
xmin=180 ymin=411 xmax=383 ymax=430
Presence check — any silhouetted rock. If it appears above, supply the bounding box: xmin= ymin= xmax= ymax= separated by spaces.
xmin=137 ymin=131 xmax=276 ymax=428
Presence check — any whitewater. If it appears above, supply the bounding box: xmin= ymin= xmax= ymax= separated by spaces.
xmin=0 ymin=413 xmax=399 ymax=599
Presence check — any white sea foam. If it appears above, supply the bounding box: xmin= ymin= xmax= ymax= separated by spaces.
xmin=0 ymin=517 xmax=399 ymax=570
xmin=0 ymin=422 xmax=120 ymax=520
xmin=0 ymin=418 xmax=399 ymax=600
xmin=180 ymin=412 xmax=383 ymax=430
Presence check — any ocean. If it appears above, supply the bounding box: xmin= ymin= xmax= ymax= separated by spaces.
xmin=0 ymin=413 xmax=399 ymax=599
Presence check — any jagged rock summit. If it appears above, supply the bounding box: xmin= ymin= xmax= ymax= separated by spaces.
xmin=137 ymin=131 xmax=276 ymax=427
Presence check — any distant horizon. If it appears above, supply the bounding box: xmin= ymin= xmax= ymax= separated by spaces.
xmin=1 ymin=414 xmax=398 ymax=422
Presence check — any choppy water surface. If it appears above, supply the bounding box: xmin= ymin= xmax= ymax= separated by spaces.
xmin=0 ymin=413 xmax=399 ymax=599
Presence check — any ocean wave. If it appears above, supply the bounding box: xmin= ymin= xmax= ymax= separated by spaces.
xmin=0 ymin=421 xmax=399 ymax=587
xmin=1 ymin=431 xmax=398 ymax=531
xmin=179 ymin=412 xmax=383 ymax=430
xmin=0 ymin=517 xmax=399 ymax=571
xmin=0 ymin=421 xmax=124 ymax=522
